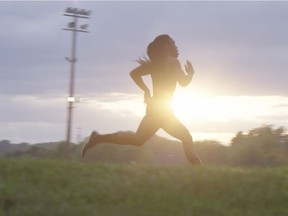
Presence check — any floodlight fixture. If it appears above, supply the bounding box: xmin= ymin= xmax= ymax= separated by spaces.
xmin=68 ymin=22 xmax=75 ymax=28
xmin=67 ymin=97 xmax=75 ymax=102
xmin=80 ymin=24 xmax=88 ymax=30
xmin=64 ymin=7 xmax=91 ymax=19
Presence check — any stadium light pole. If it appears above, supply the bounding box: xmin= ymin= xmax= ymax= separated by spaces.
xmin=63 ymin=7 xmax=91 ymax=158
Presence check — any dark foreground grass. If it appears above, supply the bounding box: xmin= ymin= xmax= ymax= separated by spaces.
xmin=0 ymin=159 xmax=288 ymax=216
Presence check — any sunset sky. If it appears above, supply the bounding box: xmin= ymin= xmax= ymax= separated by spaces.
xmin=1 ymin=1 xmax=288 ymax=145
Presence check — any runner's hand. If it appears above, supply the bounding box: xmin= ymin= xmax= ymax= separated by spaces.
xmin=185 ymin=60 xmax=194 ymax=76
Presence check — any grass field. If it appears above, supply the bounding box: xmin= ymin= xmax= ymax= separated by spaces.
xmin=0 ymin=158 xmax=288 ymax=216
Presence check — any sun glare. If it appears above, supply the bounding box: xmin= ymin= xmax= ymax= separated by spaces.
xmin=174 ymin=92 xmax=224 ymax=121
xmin=172 ymin=89 xmax=273 ymax=123
xmin=77 ymin=91 xmax=288 ymax=144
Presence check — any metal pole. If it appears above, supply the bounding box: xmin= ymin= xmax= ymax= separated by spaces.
xmin=63 ymin=7 xmax=91 ymax=159
xmin=66 ymin=15 xmax=78 ymax=159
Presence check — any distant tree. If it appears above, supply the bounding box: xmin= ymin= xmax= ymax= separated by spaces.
xmin=0 ymin=140 xmax=12 ymax=155
xmin=2 ymin=125 xmax=288 ymax=166
xmin=231 ymin=131 xmax=245 ymax=147
xmin=229 ymin=125 xmax=288 ymax=166
xmin=195 ymin=140 xmax=229 ymax=165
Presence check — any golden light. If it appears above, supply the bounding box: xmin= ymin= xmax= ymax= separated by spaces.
xmin=173 ymin=91 xmax=228 ymax=121
xmin=76 ymin=91 xmax=288 ymax=144
xmin=172 ymin=89 xmax=274 ymax=123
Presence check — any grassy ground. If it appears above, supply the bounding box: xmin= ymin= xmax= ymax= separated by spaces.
xmin=0 ymin=158 xmax=288 ymax=216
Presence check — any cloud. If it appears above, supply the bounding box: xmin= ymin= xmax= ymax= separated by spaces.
xmin=3 ymin=92 xmax=288 ymax=144
xmin=0 ymin=92 xmax=145 ymax=143
xmin=0 ymin=95 xmax=66 ymax=123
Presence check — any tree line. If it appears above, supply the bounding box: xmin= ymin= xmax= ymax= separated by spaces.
xmin=1 ymin=125 xmax=288 ymax=167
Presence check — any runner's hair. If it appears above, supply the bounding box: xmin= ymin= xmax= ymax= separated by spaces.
xmin=137 ymin=34 xmax=171 ymax=66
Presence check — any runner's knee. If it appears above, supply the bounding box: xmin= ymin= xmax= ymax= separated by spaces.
xmin=134 ymin=137 xmax=145 ymax=146
xmin=180 ymin=130 xmax=193 ymax=143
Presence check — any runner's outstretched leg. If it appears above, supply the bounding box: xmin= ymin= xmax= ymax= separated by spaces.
xmin=81 ymin=114 xmax=159 ymax=157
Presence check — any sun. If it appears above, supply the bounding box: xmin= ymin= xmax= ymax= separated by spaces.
xmin=173 ymin=91 xmax=192 ymax=118
xmin=172 ymin=89 xmax=273 ymax=124
xmin=172 ymin=88 xmax=237 ymax=122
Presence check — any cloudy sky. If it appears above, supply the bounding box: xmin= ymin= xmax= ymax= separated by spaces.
xmin=1 ymin=1 xmax=288 ymax=145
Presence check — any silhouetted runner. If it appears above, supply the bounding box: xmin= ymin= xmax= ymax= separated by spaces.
xmin=81 ymin=34 xmax=201 ymax=164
